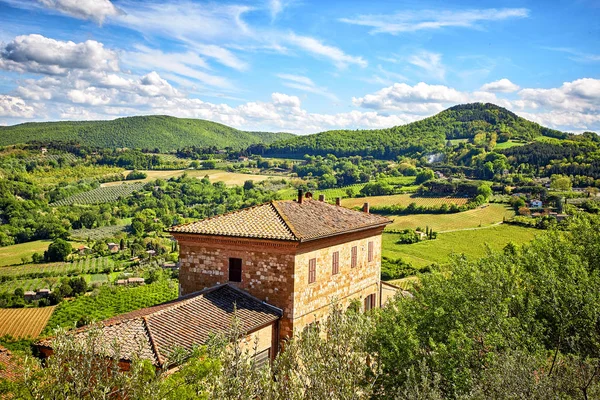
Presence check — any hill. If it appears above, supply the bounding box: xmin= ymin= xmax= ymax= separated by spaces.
xmin=251 ymin=103 xmax=567 ymax=159
xmin=0 ymin=115 xmax=294 ymax=151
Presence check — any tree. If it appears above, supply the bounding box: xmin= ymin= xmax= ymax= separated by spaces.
xmin=243 ymin=180 xmax=255 ymax=191
xmin=477 ymin=183 xmax=493 ymax=200
xmin=45 ymin=239 xmax=72 ymax=262
xmin=415 ymin=169 xmax=435 ymax=184
xmin=550 ymin=175 xmax=573 ymax=191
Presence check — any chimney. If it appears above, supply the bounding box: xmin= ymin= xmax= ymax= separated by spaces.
xmin=362 ymin=202 xmax=370 ymax=214
xmin=318 ymin=194 xmax=325 ymax=202
xmin=298 ymin=189 xmax=304 ymax=204
xmin=335 ymin=197 xmax=341 ymax=206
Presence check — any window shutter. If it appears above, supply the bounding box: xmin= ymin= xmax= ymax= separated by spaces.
xmin=332 ymin=251 xmax=339 ymax=275
xmin=228 ymin=258 xmax=242 ymax=282
xmin=351 ymin=246 xmax=357 ymax=268
xmin=308 ymin=258 xmax=316 ymax=284
xmin=368 ymin=241 xmax=374 ymax=262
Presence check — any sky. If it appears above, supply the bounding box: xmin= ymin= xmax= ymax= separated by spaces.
xmin=0 ymin=0 xmax=598 ymax=134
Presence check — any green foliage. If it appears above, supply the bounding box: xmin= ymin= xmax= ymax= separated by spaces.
xmin=45 ymin=239 xmax=72 ymax=262
xmin=254 ymin=103 xmax=566 ymax=159
xmin=126 ymin=170 xmax=147 ymax=180
xmin=415 ymin=169 xmax=434 ymax=184
xmin=0 ymin=115 xmax=293 ymax=151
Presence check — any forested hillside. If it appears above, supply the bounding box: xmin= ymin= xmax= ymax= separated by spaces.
xmin=250 ymin=103 xmax=568 ymax=159
xmin=0 ymin=116 xmax=293 ymax=151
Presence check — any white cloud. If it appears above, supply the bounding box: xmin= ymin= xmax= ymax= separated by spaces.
xmin=0 ymin=95 xmax=38 ymax=118
xmin=0 ymin=34 xmax=119 ymax=75
xmin=269 ymin=0 xmax=283 ymax=20
xmin=38 ymin=0 xmax=122 ymax=24
xmin=277 ymin=73 xmax=338 ymax=101
xmin=408 ymin=51 xmax=445 ymax=81
xmin=124 ymin=46 xmax=233 ymax=89
xmin=271 ymin=92 xmax=301 ymax=108
xmin=286 ymin=34 xmax=367 ymax=69
xmin=481 ymin=78 xmax=520 ymax=93
xmin=339 ymin=8 xmax=530 ymax=34
xmin=517 ymin=78 xmax=600 ymax=113
xmin=193 ymin=44 xmax=248 ymax=71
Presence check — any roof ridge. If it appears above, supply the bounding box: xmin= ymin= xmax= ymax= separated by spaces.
xmin=143 ymin=316 xmax=163 ymax=367
xmin=270 ymin=201 xmax=300 ymax=241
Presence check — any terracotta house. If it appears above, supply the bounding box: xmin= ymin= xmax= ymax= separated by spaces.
xmin=38 ymin=191 xmax=395 ymax=369
xmin=168 ymin=191 xmax=391 ymax=342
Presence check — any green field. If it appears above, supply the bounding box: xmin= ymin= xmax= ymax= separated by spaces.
xmin=0 ymin=257 xmax=116 ymax=278
xmin=43 ymin=279 xmax=179 ymax=335
xmin=382 ymin=224 xmax=538 ymax=268
xmin=494 ymin=140 xmax=527 ymax=150
xmin=0 ymin=240 xmax=76 ymax=267
xmin=386 ymin=203 xmax=514 ymax=232
xmin=51 ymin=182 xmax=146 ymax=206
xmin=343 ymin=194 xmax=469 ymax=209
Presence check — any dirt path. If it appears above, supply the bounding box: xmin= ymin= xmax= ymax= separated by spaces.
xmin=438 ymin=221 xmax=504 ymax=234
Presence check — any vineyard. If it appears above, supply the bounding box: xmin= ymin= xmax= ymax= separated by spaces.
xmin=342 ymin=194 xmax=470 ymax=209
xmin=70 ymin=225 xmax=128 ymax=240
xmin=0 ymin=257 xmax=116 ymax=280
xmin=0 ymin=307 xmax=56 ymax=339
xmin=42 ymin=279 xmax=179 ymax=335
xmin=0 ymin=277 xmax=61 ymax=293
xmin=51 ymin=182 xmax=145 ymax=206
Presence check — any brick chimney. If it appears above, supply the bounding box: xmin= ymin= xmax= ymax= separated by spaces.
xmin=318 ymin=194 xmax=325 ymax=202
xmin=362 ymin=202 xmax=370 ymax=213
xmin=298 ymin=189 xmax=304 ymax=204
xmin=335 ymin=197 xmax=341 ymax=206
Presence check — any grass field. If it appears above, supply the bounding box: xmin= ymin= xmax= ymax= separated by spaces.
xmin=494 ymin=140 xmax=527 ymax=150
xmin=383 ymin=224 xmax=538 ymax=268
xmin=0 ymin=307 xmax=56 ymax=339
xmin=385 ymin=203 xmax=514 ymax=232
xmin=101 ymin=169 xmax=280 ymax=187
xmin=0 ymin=240 xmax=76 ymax=267
xmin=343 ymin=194 xmax=469 ymax=209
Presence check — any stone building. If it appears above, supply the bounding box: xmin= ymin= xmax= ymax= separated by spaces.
xmin=169 ymin=191 xmax=391 ymax=342
xmin=38 ymin=191 xmax=395 ymax=368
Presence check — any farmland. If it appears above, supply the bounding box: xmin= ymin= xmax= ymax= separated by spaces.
xmin=101 ymin=169 xmax=280 ymax=187
xmin=382 ymin=224 xmax=538 ymax=268
xmin=0 ymin=257 xmax=116 ymax=280
xmin=0 ymin=240 xmax=76 ymax=267
xmin=0 ymin=307 xmax=56 ymax=339
xmin=342 ymin=194 xmax=469 ymax=209
xmin=51 ymin=182 xmax=145 ymax=206
xmin=43 ymin=279 xmax=179 ymax=335
xmin=385 ymin=203 xmax=514 ymax=232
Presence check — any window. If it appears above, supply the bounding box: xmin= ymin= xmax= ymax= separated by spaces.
xmin=364 ymin=293 xmax=376 ymax=312
xmin=351 ymin=246 xmax=357 ymax=268
xmin=368 ymin=241 xmax=374 ymax=262
xmin=332 ymin=251 xmax=339 ymax=275
xmin=253 ymin=348 xmax=271 ymax=370
xmin=308 ymin=258 xmax=316 ymax=284
xmin=228 ymin=258 xmax=242 ymax=282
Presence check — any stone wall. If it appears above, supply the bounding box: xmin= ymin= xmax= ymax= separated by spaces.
xmin=292 ymin=229 xmax=382 ymax=333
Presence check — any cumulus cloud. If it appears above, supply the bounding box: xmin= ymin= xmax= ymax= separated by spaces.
xmin=481 ymin=78 xmax=520 ymax=93
xmin=339 ymin=8 xmax=530 ymax=34
xmin=0 ymin=95 xmax=38 ymax=118
xmin=271 ymin=92 xmax=301 ymax=108
xmin=517 ymin=78 xmax=600 ymax=113
xmin=0 ymin=34 xmax=119 ymax=75
xmin=38 ymin=0 xmax=122 ymax=24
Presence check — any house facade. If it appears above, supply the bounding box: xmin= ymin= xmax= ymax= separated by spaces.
xmin=169 ymin=191 xmax=391 ymax=341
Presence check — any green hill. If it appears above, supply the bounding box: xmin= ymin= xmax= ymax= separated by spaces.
xmin=0 ymin=115 xmax=294 ymax=151
xmin=253 ymin=103 xmax=567 ymax=159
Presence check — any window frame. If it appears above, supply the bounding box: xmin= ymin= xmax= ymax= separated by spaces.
xmin=364 ymin=293 xmax=376 ymax=312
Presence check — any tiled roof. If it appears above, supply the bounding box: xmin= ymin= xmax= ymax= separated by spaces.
xmin=168 ymin=199 xmax=390 ymax=242
xmin=0 ymin=345 xmax=22 ymax=381
xmin=38 ymin=285 xmax=281 ymax=367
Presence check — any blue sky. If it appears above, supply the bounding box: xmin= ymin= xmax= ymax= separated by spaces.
xmin=0 ymin=0 xmax=598 ymax=134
